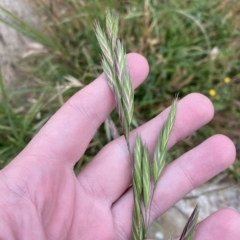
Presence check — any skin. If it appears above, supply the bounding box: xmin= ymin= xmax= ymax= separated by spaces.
xmin=0 ymin=53 xmax=239 ymax=240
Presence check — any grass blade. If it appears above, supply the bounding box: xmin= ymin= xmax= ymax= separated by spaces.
xmin=0 ymin=6 xmax=62 ymax=52
xmin=0 ymin=68 xmax=19 ymax=142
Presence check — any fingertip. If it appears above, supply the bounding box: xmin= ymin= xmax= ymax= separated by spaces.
xmin=195 ymin=208 xmax=240 ymax=240
xmin=218 ymin=208 xmax=240 ymax=234
xmin=209 ymin=134 xmax=236 ymax=168
xmin=182 ymin=93 xmax=214 ymax=124
xmin=126 ymin=53 xmax=149 ymax=88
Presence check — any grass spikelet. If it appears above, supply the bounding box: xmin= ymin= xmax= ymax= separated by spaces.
xmin=179 ymin=204 xmax=200 ymax=240
xmin=106 ymin=10 xmax=119 ymax=49
xmin=153 ymin=98 xmax=178 ymax=184
xmin=115 ymin=39 xmax=126 ymax=81
xmin=115 ymin=39 xmax=134 ymax=145
xmin=132 ymin=208 xmax=144 ymax=240
xmin=153 ymin=134 xmax=166 ymax=185
xmin=132 ymin=135 xmax=145 ymax=239
xmin=101 ymin=57 xmax=115 ymax=91
xmin=104 ymin=117 xmax=119 ymax=141
xmin=94 ymin=22 xmax=113 ymax=67
xmin=113 ymin=40 xmax=133 ymax=147
xmin=160 ymin=97 xmax=178 ymax=152
xmin=102 ymin=57 xmax=125 ymax=130
xmin=95 ymin=10 xmax=134 ymax=150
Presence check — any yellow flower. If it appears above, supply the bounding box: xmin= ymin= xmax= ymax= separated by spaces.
xmin=224 ymin=77 xmax=231 ymax=84
xmin=209 ymin=89 xmax=217 ymax=97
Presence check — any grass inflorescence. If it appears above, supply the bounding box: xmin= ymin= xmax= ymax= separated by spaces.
xmin=95 ymin=11 xmax=199 ymax=240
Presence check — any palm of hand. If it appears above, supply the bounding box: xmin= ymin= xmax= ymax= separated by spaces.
xmin=0 ymin=161 xmax=116 ymax=239
xmin=0 ymin=54 xmax=239 ymax=240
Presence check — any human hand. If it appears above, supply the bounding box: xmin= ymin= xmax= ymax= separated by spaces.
xmin=0 ymin=54 xmax=239 ymax=240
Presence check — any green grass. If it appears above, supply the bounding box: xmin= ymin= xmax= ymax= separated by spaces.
xmin=0 ymin=0 xmax=240 ymax=180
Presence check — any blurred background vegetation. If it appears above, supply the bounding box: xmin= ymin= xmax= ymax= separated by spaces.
xmin=0 ymin=0 xmax=240 ymax=180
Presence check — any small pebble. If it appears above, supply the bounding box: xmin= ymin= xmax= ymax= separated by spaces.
xmin=155 ymin=231 xmax=164 ymax=239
